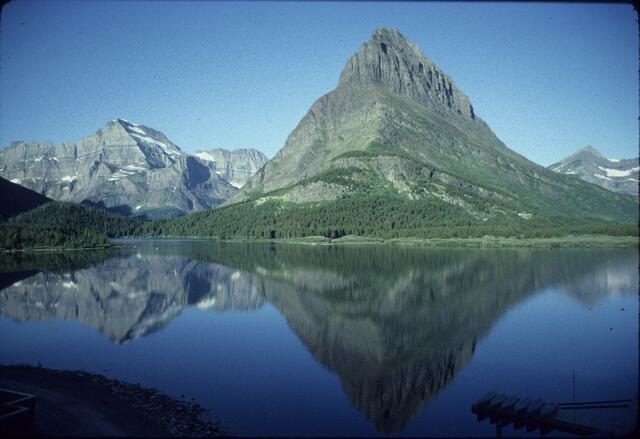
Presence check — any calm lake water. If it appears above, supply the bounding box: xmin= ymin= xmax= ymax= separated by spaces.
xmin=0 ymin=240 xmax=637 ymax=436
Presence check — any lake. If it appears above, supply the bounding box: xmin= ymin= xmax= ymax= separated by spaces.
xmin=0 ymin=240 xmax=637 ymax=436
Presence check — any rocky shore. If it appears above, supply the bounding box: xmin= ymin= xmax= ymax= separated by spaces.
xmin=0 ymin=365 xmax=225 ymax=437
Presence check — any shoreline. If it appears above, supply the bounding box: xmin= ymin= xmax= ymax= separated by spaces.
xmin=3 ymin=233 xmax=637 ymax=253
xmin=0 ymin=245 xmax=111 ymax=254
xmin=212 ymin=234 xmax=639 ymax=248
xmin=0 ymin=365 xmax=224 ymax=437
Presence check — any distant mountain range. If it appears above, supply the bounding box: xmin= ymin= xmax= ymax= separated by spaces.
xmin=548 ymin=146 xmax=638 ymax=196
xmin=0 ymin=120 xmax=265 ymax=219
xmin=1 ymin=28 xmax=636 ymax=229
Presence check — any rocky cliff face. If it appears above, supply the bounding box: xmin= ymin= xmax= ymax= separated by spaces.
xmin=339 ymin=28 xmax=475 ymax=123
xmin=194 ymin=148 xmax=267 ymax=188
xmin=231 ymin=28 xmax=636 ymax=223
xmin=0 ymin=119 xmax=239 ymax=218
xmin=548 ymin=146 xmax=638 ymax=196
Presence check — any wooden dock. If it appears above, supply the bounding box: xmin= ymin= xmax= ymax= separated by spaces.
xmin=0 ymin=387 xmax=36 ymax=436
xmin=471 ymin=391 xmax=634 ymax=437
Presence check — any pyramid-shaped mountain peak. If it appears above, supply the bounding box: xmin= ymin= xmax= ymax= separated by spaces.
xmin=230 ymin=27 xmax=636 ymax=225
xmin=580 ymin=145 xmax=602 ymax=156
xmin=371 ymin=27 xmax=410 ymax=45
xmin=339 ymin=29 xmax=475 ymax=121
xmin=94 ymin=119 xmax=183 ymax=155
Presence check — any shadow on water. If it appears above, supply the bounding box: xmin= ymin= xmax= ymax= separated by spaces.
xmin=0 ymin=241 xmax=636 ymax=433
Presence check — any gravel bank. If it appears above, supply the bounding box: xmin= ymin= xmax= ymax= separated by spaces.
xmin=0 ymin=365 xmax=225 ymax=437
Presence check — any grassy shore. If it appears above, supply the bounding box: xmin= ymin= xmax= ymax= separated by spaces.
xmin=0 ymin=244 xmax=111 ymax=254
xmin=5 ymin=233 xmax=638 ymax=252
xmin=258 ymin=234 xmax=639 ymax=248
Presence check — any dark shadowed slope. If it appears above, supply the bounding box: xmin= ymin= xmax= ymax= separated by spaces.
xmin=0 ymin=176 xmax=51 ymax=220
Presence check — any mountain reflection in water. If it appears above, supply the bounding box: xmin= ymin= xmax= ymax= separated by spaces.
xmin=0 ymin=241 xmax=636 ymax=433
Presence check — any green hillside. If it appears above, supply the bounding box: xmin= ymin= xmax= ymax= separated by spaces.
xmin=1 ymin=202 xmax=140 ymax=251
xmin=237 ymin=85 xmax=637 ymax=224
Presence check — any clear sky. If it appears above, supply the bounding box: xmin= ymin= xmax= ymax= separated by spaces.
xmin=0 ymin=1 xmax=637 ymax=165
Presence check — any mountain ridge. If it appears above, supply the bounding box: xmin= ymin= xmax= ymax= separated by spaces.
xmin=2 ymin=28 xmax=636 ymax=231
xmin=548 ymin=145 xmax=638 ymax=196
xmin=339 ymin=28 xmax=477 ymax=125
xmin=0 ymin=120 xmax=266 ymax=218
xmin=194 ymin=148 xmax=267 ymax=188
xmin=226 ymin=28 xmax=636 ymax=226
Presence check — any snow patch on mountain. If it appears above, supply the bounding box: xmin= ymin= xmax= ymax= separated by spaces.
xmin=128 ymin=125 xmax=147 ymax=136
xmin=129 ymin=132 xmax=181 ymax=158
xmin=197 ymin=297 xmax=218 ymax=310
xmin=108 ymin=165 xmax=147 ymax=182
xmin=195 ymin=152 xmax=215 ymax=161
xmin=548 ymin=146 xmax=638 ymax=196
xmin=598 ymin=166 xmax=639 ymax=177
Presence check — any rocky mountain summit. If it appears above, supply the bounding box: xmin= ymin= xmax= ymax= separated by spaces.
xmin=548 ymin=146 xmax=638 ymax=196
xmin=231 ymin=28 xmax=635 ymax=223
xmin=339 ymin=28 xmax=476 ymax=125
xmin=0 ymin=119 xmax=257 ymax=218
xmin=195 ymin=148 xmax=267 ymax=188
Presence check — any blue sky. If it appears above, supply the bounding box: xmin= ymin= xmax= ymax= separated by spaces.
xmin=0 ymin=1 xmax=637 ymax=165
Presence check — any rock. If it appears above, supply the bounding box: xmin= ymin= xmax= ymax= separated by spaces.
xmin=548 ymin=146 xmax=639 ymax=196
xmin=339 ymin=28 xmax=475 ymax=121
xmin=228 ymin=28 xmax=636 ymax=224
xmin=194 ymin=148 xmax=268 ymax=188
xmin=0 ymin=119 xmax=240 ymax=218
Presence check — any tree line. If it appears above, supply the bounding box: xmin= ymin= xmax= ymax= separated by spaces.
xmin=1 ymin=196 xmax=636 ymax=251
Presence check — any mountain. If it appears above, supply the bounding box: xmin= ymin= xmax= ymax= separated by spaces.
xmin=548 ymin=146 xmax=638 ymax=196
xmin=226 ymin=28 xmax=636 ymax=227
xmin=0 ymin=119 xmax=238 ymax=219
xmin=0 ymin=176 xmax=51 ymax=220
xmin=194 ymin=148 xmax=267 ymax=188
